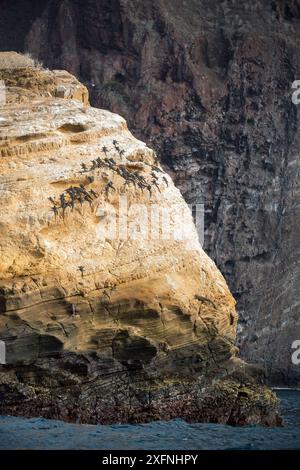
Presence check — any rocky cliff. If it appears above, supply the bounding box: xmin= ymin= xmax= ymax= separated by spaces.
xmin=0 ymin=55 xmax=280 ymax=425
xmin=2 ymin=0 xmax=299 ymax=385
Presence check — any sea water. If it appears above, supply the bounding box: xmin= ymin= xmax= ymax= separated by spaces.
xmin=0 ymin=390 xmax=299 ymax=450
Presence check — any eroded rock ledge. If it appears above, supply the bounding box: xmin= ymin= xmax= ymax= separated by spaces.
xmin=0 ymin=55 xmax=280 ymax=426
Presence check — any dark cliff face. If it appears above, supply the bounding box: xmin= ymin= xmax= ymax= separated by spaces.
xmin=1 ymin=0 xmax=300 ymax=385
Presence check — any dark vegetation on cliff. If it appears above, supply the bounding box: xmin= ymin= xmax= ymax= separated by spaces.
xmin=1 ymin=0 xmax=300 ymax=386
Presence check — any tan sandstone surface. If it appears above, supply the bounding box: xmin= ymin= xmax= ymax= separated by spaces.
xmin=0 ymin=54 xmax=280 ymax=425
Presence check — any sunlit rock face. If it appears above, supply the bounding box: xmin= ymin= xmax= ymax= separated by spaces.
xmin=3 ymin=0 xmax=300 ymax=385
xmin=0 ymin=55 xmax=280 ymax=426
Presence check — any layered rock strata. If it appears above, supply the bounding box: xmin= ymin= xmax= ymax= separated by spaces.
xmin=0 ymin=57 xmax=280 ymax=425
xmin=2 ymin=0 xmax=299 ymax=384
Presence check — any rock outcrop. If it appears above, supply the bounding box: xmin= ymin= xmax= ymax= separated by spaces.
xmin=2 ymin=0 xmax=299 ymax=385
xmin=0 ymin=55 xmax=280 ymax=425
